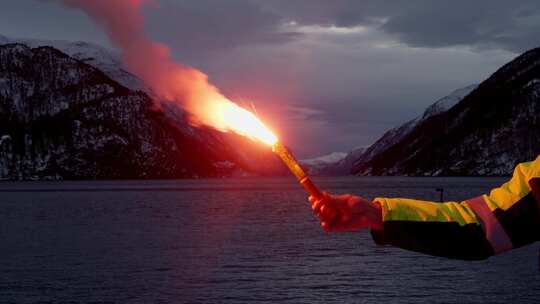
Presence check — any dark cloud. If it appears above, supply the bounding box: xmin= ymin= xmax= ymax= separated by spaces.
xmin=260 ymin=0 xmax=540 ymax=52
xmin=143 ymin=1 xmax=540 ymax=57
xmin=144 ymin=0 xmax=300 ymax=56
xmin=257 ymin=0 xmax=375 ymax=27
xmin=379 ymin=1 xmax=540 ymax=52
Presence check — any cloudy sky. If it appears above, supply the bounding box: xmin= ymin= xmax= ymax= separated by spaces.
xmin=2 ymin=0 xmax=539 ymax=157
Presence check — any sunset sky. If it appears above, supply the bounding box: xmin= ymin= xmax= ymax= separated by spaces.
xmin=2 ymin=0 xmax=538 ymax=157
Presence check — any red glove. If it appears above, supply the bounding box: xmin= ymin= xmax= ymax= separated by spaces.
xmin=309 ymin=193 xmax=383 ymax=232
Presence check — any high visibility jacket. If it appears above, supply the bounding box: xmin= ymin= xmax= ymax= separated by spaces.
xmin=371 ymin=154 xmax=540 ymax=260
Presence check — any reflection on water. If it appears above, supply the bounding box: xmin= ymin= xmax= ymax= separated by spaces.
xmin=0 ymin=177 xmax=538 ymax=303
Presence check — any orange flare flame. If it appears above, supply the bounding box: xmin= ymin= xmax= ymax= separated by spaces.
xmin=211 ymin=101 xmax=278 ymax=146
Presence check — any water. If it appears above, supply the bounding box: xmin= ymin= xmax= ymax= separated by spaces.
xmin=0 ymin=177 xmax=538 ymax=303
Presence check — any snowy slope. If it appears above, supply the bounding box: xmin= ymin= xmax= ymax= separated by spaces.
xmin=316 ymin=85 xmax=475 ymax=175
xmin=351 ymin=47 xmax=540 ymax=176
xmin=301 ymin=85 xmax=478 ymax=176
xmin=421 ymin=84 xmax=478 ymax=119
xmin=0 ymin=43 xmax=224 ymax=179
xmin=0 ymin=37 xmax=284 ymax=179
xmin=0 ymin=36 xmax=218 ymax=144
xmin=302 ymin=152 xmax=347 ymax=166
xmin=372 ymin=85 xmax=477 ymax=158
xmin=301 ymin=152 xmax=347 ymax=174
xmin=0 ymin=35 xmax=147 ymax=92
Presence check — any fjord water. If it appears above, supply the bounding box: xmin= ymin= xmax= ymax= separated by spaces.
xmin=0 ymin=177 xmax=538 ymax=303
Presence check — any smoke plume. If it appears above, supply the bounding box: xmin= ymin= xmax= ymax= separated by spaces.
xmin=61 ymin=0 xmax=253 ymax=133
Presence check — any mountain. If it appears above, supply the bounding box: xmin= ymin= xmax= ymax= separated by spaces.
xmin=351 ymin=48 xmax=540 ymax=176
xmin=421 ymin=85 xmax=478 ymax=119
xmin=350 ymin=85 xmax=477 ymax=174
xmin=0 ymin=40 xmax=281 ymax=180
xmin=308 ymin=85 xmax=476 ymax=175
xmin=301 ymin=152 xmax=347 ymax=174
xmin=0 ymin=35 xmax=147 ymax=92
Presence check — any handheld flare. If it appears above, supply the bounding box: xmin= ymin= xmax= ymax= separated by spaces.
xmin=272 ymin=141 xmax=339 ymax=224
xmin=208 ymin=101 xmax=339 ymax=225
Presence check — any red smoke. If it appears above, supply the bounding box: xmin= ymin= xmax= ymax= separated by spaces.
xmin=62 ymin=0 xmax=257 ymax=134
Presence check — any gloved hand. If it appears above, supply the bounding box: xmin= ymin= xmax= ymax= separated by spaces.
xmin=309 ymin=193 xmax=383 ymax=232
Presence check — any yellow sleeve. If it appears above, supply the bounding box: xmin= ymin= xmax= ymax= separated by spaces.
xmin=371 ymin=154 xmax=540 ymax=260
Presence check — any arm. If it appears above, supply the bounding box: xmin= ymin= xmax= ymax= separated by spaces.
xmin=312 ymin=155 xmax=540 ymax=260
xmin=370 ymin=198 xmax=494 ymax=260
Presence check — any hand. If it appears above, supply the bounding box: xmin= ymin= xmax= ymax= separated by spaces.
xmin=309 ymin=193 xmax=383 ymax=232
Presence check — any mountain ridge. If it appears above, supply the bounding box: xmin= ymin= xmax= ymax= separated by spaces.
xmin=305 ymin=84 xmax=477 ymax=175
xmin=0 ymin=41 xmax=281 ymax=180
xmin=352 ymin=48 xmax=540 ymax=176
xmin=2 ymin=35 xmax=538 ymax=178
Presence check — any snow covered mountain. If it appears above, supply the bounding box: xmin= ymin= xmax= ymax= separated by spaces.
xmin=3 ymin=34 xmax=538 ymax=178
xmin=421 ymin=85 xmax=478 ymax=119
xmin=349 ymin=84 xmax=477 ymax=173
xmin=307 ymin=85 xmax=476 ymax=175
xmin=0 ymin=35 xmax=147 ymax=92
xmin=351 ymin=48 xmax=540 ymax=176
xmin=302 ymin=152 xmax=347 ymax=166
xmin=301 ymin=152 xmax=347 ymax=174
xmin=0 ymin=38 xmax=282 ymax=179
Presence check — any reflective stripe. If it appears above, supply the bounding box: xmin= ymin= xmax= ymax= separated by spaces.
xmin=467 ymin=196 xmax=513 ymax=254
